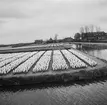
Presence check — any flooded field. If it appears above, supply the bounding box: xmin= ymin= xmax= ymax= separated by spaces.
xmin=0 ymin=43 xmax=107 ymax=105
xmin=73 ymin=44 xmax=107 ymax=61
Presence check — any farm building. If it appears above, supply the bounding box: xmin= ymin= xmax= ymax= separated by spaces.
xmin=81 ymin=31 xmax=107 ymax=42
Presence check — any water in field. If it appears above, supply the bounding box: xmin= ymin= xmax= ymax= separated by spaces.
xmin=73 ymin=44 xmax=107 ymax=61
xmin=1 ymin=44 xmax=107 ymax=105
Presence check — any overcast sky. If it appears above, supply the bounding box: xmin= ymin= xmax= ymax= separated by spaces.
xmin=0 ymin=0 xmax=107 ymax=44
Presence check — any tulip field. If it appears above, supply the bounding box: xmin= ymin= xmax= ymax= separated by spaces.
xmin=52 ymin=50 xmax=68 ymax=70
xmin=33 ymin=51 xmax=51 ymax=72
xmin=61 ymin=50 xmax=87 ymax=68
xmin=69 ymin=49 xmax=97 ymax=67
xmin=0 ymin=47 xmax=98 ymax=75
xmin=0 ymin=52 xmax=36 ymax=74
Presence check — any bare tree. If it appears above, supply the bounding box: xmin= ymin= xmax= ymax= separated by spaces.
xmin=96 ymin=26 xmax=101 ymax=32
xmin=54 ymin=34 xmax=58 ymax=41
xmin=90 ymin=25 xmax=94 ymax=32
xmin=80 ymin=27 xmax=84 ymax=34
xmin=79 ymin=25 xmax=101 ymax=34
xmin=84 ymin=26 xmax=89 ymax=33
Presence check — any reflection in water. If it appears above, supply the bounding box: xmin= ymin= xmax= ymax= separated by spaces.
xmin=0 ymin=78 xmax=107 ymax=105
xmin=72 ymin=44 xmax=107 ymax=61
xmin=86 ymin=49 xmax=107 ymax=61
xmin=0 ymin=44 xmax=107 ymax=105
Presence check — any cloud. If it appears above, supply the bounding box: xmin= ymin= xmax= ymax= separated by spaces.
xmin=0 ymin=2 xmax=27 ymax=18
xmin=0 ymin=20 xmax=5 ymax=24
xmin=0 ymin=0 xmax=107 ymax=44
xmin=97 ymin=0 xmax=107 ymax=7
xmin=0 ymin=0 xmax=46 ymax=18
xmin=101 ymin=17 xmax=107 ymax=22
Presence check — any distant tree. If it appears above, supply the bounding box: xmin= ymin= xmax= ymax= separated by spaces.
xmin=80 ymin=25 xmax=101 ymax=33
xmin=74 ymin=33 xmax=81 ymax=41
xmin=46 ymin=38 xmax=53 ymax=43
xmin=96 ymin=26 xmax=101 ymax=32
xmin=54 ymin=34 xmax=58 ymax=40
xmin=80 ymin=27 xmax=84 ymax=34
xmin=90 ymin=25 xmax=94 ymax=32
xmin=49 ymin=38 xmax=53 ymax=41
xmin=84 ymin=26 xmax=89 ymax=33
xmin=80 ymin=26 xmax=90 ymax=33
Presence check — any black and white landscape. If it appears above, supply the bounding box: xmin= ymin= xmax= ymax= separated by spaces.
xmin=0 ymin=0 xmax=107 ymax=105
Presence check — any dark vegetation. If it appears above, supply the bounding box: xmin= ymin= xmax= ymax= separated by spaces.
xmin=74 ymin=25 xmax=107 ymax=42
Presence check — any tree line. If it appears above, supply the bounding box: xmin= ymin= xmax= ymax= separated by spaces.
xmin=74 ymin=25 xmax=105 ymax=41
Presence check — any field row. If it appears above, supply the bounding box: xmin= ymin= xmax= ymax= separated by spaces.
xmin=32 ymin=43 xmax=66 ymax=48
xmin=0 ymin=49 xmax=97 ymax=75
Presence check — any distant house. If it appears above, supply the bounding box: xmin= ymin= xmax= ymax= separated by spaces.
xmin=81 ymin=31 xmax=107 ymax=42
xmin=62 ymin=37 xmax=74 ymax=42
xmin=34 ymin=40 xmax=43 ymax=44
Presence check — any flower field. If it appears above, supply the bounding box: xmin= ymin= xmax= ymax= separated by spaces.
xmin=0 ymin=52 xmax=26 ymax=68
xmin=0 ymin=52 xmax=35 ymax=74
xmin=52 ymin=50 xmax=68 ymax=70
xmin=0 ymin=53 xmax=19 ymax=62
xmin=69 ymin=49 xmax=97 ymax=67
xmin=0 ymin=47 xmax=98 ymax=75
xmin=33 ymin=51 xmax=51 ymax=72
xmin=61 ymin=50 xmax=87 ymax=68
xmin=13 ymin=51 xmax=45 ymax=74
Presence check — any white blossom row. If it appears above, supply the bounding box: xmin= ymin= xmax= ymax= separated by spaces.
xmin=52 ymin=50 xmax=68 ymax=71
xmin=34 ymin=43 xmax=64 ymax=48
xmin=69 ymin=49 xmax=97 ymax=66
xmin=61 ymin=50 xmax=87 ymax=68
xmin=0 ymin=52 xmax=36 ymax=74
xmin=33 ymin=51 xmax=51 ymax=72
xmin=13 ymin=51 xmax=45 ymax=73
xmin=0 ymin=53 xmax=20 ymax=62
xmin=0 ymin=53 xmax=26 ymax=68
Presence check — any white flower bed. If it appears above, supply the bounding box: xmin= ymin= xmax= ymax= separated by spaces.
xmin=13 ymin=51 xmax=45 ymax=73
xmin=0 ymin=54 xmax=8 ymax=59
xmin=0 ymin=53 xmax=18 ymax=62
xmin=0 ymin=52 xmax=35 ymax=74
xmin=0 ymin=53 xmax=26 ymax=68
xmin=33 ymin=51 xmax=51 ymax=72
xmin=52 ymin=50 xmax=68 ymax=71
xmin=61 ymin=50 xmax=87 ymax=68
xmin=69 ymin=49 xmax=97 ymax=66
